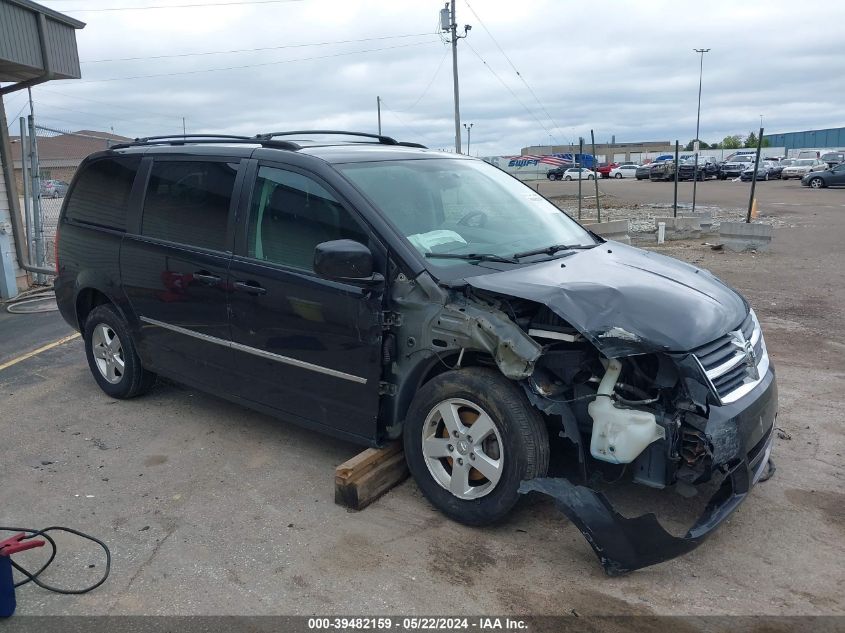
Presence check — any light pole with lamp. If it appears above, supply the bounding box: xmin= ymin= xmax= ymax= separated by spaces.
xmin=463 ymin=122 xmax=473 ymax=155
xmin=692 ymin=47 xmax=710 ymax=215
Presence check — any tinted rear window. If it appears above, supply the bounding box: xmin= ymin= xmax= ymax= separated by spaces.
xmin=65 ymin=157 xmax=139 ymax=230
xmin=141 ymin=160 xmax=238 ymax=251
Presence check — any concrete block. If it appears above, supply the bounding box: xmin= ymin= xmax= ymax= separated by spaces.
xmin=585 ymin=219 xmax=630 ymax=244
xmin=719 ymin=221 xmax=772 ymax=252
xmin=653 ymin=216 xmax=705 ymax=240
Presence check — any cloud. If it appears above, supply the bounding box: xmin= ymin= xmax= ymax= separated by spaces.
xmin=4 ymin=0 xmax=844 ymax=155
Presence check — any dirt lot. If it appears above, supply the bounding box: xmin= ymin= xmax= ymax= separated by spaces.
xmin=0 ymin=178 xmax=843 ymax=617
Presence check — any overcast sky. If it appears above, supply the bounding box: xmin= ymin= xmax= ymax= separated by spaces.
xmin=4 ymin=0 xmax=844 ymax=156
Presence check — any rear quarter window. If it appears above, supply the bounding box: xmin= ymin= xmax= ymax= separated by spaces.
xmin=65 ymin=157 xmax=140 ymax=230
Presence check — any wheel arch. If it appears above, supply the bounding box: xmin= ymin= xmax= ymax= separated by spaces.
xmin=74 ymin=286 xmax=130 ymax=332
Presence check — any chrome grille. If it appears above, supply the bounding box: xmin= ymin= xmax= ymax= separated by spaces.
xmin=692 ymin=310 xmax=768 ymax=404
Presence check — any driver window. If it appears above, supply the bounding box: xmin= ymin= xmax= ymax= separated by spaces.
xmin=246 ymin=166 xmax=368 ymax=271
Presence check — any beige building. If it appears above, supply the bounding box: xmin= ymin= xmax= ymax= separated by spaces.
xmin=522 ymin=140 xmax=675 ymax=164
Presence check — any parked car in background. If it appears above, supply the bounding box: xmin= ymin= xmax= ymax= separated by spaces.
xmin=546 ymin=165 xmax=575 ymax=180
xmin=609 ymin=164 xmax=639 ymax=179
xmin=781 ymin=158 xmax=827 ymax=180
xmin=597 ymin=163 xmax=618 ymax=179
xmin=635 ymin=164 xmax=652 ymax=180
xmin=677 ymin=157 xmax=719 ymax=181
xmin=740 ymin=161 xmax=776 ymax=182
xmin=40 ymin=179 xmax=69 ymax=198
xmin=562 ymin=167 xmax=595 ymax=181
xmin=802 ymin=163 xmax=845 ymax=188
xmin=820 ymin=151 xmax=845 ymax=168
xmin=719 ymin=155 xmax=755 ymax=180
xmin=649 ymin=160 xmax=675 ymax=182
xmin=770 ymin=158 xmax=794 ymax=179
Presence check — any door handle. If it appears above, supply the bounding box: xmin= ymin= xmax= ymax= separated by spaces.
xmin=234 ymin=280 xmax=267 ymax=295
xmin=193 ymin=271 xmax=221 ymax=285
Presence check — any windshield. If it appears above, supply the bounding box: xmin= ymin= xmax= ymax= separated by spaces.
xmin=794 ymin=159 xmax=815 ymax=166
xmin=337 ymin=158 xmax=596 ymax=277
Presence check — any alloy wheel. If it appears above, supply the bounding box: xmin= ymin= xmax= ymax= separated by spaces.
xmin=421 ymin=398 xmax=504 ymax=500
xmin=91 ymin=323 xmax=125 ymax=384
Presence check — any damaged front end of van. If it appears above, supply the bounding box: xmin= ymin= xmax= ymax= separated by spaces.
xmin=390 ymin=242 xmax=777 ymax=575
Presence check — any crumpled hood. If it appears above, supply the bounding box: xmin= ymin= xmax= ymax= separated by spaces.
xmin=466 ymin=241 xmax=748 ymax=357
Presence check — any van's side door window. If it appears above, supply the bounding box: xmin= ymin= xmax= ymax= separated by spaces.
xmin=120 ymin=159 xmax=241 ymax=387
xmin=228 ymin=164 xmax=383 ymax=441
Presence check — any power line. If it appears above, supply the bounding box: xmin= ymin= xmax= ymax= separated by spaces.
xmin=393 ymin=48 xmax=450 ymax=112
xmin=59 ymin=0 xmax=306 ymax=12
xmin=463 ymin=0 xmax=563 ymax=144
xmin=77 ymin=39 xmax=440 ymax=83
xmin=36 ymin=87 xmax=182 ymax=121
xmin=81 ymin=33 xmax=434 ymax=63
xmin=462 ymin=40 xmax=557 ymax=143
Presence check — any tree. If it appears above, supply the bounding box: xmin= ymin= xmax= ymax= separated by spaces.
xmin=745 ymin=131 xmax=758 ymax=148
xmin=684 ymin=139 xmax=711 ymax=151
xmin=722 ymin=135 xmax=743 ymax=149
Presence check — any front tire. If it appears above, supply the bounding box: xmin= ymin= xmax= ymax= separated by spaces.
xmin=809 ymin=177 xmax=825 ymax=188
xmin=564 ymin=176 xmax=572 ymax=181
xmin=404 ymin=368 xmax=549 ymax=526
xmin=547 ymin=174 xmax=555 ymax=181
xmin=84 ymin=304 xmax=156 ymax=399
xmin=614 ymin=173 xmax=622 ymax=179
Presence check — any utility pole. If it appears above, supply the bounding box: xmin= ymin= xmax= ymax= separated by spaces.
xmin=442 ymin=1 xmax=470 ymax=153
xmin=746 ymin=127 xmax=764 ymax=224
xmin=27 ymin=87 xmax=45 ymax=283
xmin=182 ymin=117 xmax=186 ymax=137
xmin=463 ymin=122 xmax=473 ymax=154
xmin=377 ymin=96 xmax=382 ymax=135
xmin=691 ymin=48 xmax=710 ymax=214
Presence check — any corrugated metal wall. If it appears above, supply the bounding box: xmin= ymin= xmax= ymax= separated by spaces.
xmin=0 ymin=0 xmax=82 ymax=81
xmin=764 ymin=128 xmax=845 ymax=151
xmin=0 ymin=1 xmax=42 ymax=76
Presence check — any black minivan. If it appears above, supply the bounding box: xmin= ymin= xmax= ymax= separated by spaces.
xmin=55 ymin=131 xmax=777 ymax=574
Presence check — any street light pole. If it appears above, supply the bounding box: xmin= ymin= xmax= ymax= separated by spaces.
xmin=463 ymin=122 xmax=473 ymax=155
xmin=691 ymin=47 xmax=710 ymax=215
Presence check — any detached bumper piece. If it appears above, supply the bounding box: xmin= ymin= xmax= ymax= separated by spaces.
xmin=519 ymin=431 xmax=773 ymax=576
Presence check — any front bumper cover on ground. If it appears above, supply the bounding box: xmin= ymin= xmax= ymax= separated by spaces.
xmin=520 ymin=431 xmax=774 ymax=576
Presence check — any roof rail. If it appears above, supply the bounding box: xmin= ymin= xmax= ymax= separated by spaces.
xmin=110 ymin=134 xmax=300 ymax=151
xmin=254 ymin=130 xmax=427 ymax=148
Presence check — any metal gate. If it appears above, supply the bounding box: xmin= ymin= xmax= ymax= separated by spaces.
xmin=16 ymin=122 xmax=118 ymax=280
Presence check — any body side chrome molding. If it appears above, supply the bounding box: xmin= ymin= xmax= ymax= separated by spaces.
xmin=139 ymin=316 xmax=368 ymax=384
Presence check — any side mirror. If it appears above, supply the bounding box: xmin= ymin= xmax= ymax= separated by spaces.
xmin=314 ymin=239 xmax=382 ymax=284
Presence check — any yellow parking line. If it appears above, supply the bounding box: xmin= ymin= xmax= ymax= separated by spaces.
xmin=0 ymin=332 xmax=81 ymax=372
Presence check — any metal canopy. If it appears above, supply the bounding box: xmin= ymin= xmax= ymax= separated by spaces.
xmin=0 ymin=0 xmax=85 ymax=94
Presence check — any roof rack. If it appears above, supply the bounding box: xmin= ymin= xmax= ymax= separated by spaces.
xmin=110 ymin=134 xmax=300 ymax=151
xmin=254 ymin=130 xmax=427 ymax=149
xmin=108 ymin=131 xmax=427 ymax=152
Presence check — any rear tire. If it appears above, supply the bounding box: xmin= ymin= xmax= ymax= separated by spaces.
xmin=547 ymin=174 xmax=555 ymax=181
xmin=404 ymin=368 xmax=549 ymax=526
xmin=84 ymin=304 xmax=156 ymax=399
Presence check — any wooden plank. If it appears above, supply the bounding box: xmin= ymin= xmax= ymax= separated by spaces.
xmin=335 ymin=441 xmax=401 ymax=484
xmin=335 ymin=443 xmax=409 ymax=511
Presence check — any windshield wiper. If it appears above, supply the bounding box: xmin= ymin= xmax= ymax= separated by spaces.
xmin=425 ymin=252 xmax=518 ymax=264
xmin=512 ymin=243 xmax=598 ymax=260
